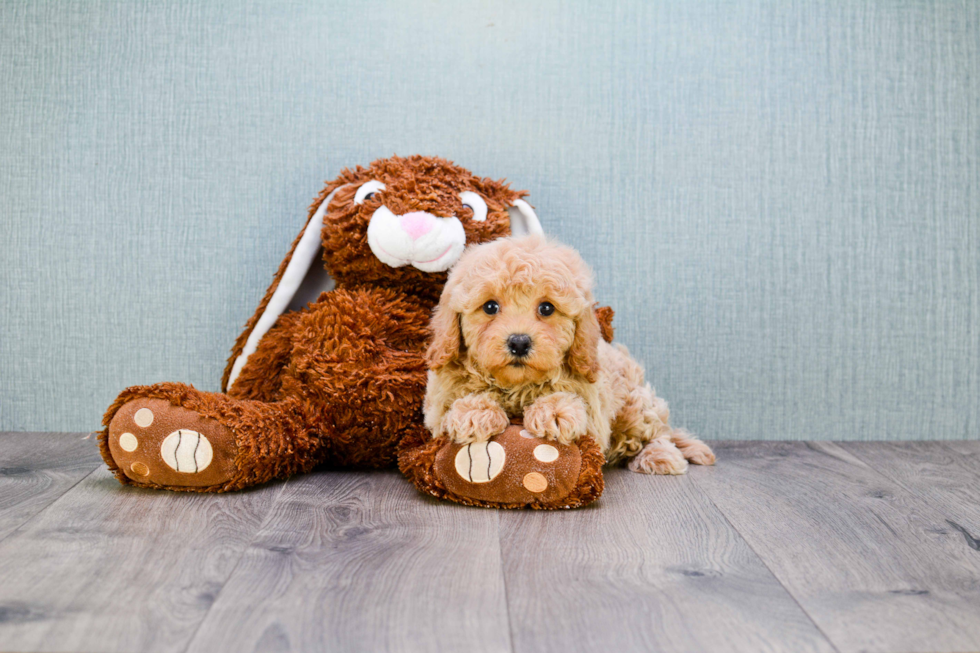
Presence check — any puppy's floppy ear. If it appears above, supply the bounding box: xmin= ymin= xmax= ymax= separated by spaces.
xmin=426 ymin=281 xmax=463 ymax=369
xmin=568 ymin=304 xmax=601 ymax=383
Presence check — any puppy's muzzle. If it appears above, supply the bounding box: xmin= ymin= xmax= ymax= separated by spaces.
xmin=507 ymin=334 xmax=532 ymax=358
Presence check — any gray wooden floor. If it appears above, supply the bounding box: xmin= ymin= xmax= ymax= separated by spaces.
xmin=1 ymin=434 xmax=979 ymax=653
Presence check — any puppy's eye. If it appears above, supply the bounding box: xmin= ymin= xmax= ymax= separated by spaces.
xmin=354 ymin=180 xmax=386 ymax=205
xmin=482 ymin=300 xmax=499 ymax=315
xmin=538 ymin=302 xmax=555 ymax=317
xmin=459 ymin=191 xmax=488 ymax=222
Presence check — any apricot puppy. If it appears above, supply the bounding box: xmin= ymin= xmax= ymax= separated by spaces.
xmin=424 ymin=236 xmax=714 ymax=474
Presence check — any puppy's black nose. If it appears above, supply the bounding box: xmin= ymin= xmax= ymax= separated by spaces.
xmin=507 ymin=334 xmax=532 ymax=357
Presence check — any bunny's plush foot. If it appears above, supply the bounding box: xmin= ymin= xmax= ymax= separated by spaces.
xmin=105 ymin=396 xmax=240 ymax=490
xmin=399 ymin=422 xmax=605 ymax=509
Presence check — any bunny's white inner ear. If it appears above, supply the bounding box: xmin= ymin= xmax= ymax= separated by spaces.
xmin=286 ymin=249 xmax=335 ymax=311
xmin=507 ymin=199 xmax=543 ymax=236
xmin=227 ymin=185 xmax=344 ymax=390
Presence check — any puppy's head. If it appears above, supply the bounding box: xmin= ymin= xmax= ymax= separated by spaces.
xmin=427 ymin=236 xmax=601 ymax=386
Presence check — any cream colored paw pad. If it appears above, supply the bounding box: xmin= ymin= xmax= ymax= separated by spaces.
xmin=519 ymin=429 xmax=536 ymax=439
xmin=118 ymin=432 xmax=138 ymax=452
xmin=160 ymin=430 xmax=213 ymax=473
xmin=523 ymin=472 xmax=548 ymax=493
xmin=455 ymin=441 xmax=505 ymax=483
xmin=134 ymin=408 xmax=154 ymax=428
xmin=533 ymin=444 xmax=559 ymax=462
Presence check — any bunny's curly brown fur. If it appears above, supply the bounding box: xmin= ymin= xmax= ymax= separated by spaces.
xmin=99 ymin=156 xmax=527 ymax=491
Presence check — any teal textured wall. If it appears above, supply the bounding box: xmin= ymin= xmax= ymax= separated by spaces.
xmin=2 ymin=1 xmax=978 ymax=438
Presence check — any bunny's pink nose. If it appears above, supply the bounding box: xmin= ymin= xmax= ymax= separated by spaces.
xmin=399 ymin=211 xmax=435 ymax=241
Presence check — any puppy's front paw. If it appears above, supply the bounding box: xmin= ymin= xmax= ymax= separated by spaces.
xmin=442 ymin=394 xmax=510 ymax=444
xmin=523 ymin=393 xmax=588 ymax=445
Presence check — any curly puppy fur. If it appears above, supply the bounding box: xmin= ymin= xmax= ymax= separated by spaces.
xmin=424 ymin=236 xmax=715 ymax=474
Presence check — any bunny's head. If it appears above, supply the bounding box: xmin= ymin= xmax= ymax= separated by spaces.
xmin=223 ymin=155 xmax=541 ymax=391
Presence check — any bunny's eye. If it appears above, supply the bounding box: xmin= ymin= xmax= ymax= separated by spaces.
xmin=459 ymin=191 xmax=488 ymax=222
xmin=355 ymin=180 xmax=386 ymax=205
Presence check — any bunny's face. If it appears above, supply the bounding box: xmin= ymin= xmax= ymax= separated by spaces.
xmin=318 ymin=156 xmax=537 ymax=294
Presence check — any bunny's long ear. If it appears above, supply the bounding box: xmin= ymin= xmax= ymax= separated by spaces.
xmin=507 ymin=198 xmax=543 ymax=236
xmin=222 ymin=182 xmax=347 ymax=392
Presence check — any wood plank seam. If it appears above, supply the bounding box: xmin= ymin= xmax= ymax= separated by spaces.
xmin=690 ymin=441 xmax=980 ymax=652
xmin=498 ymin=468 xmax=840 ymax=653
xmin=178 ymin=477 xmax=293 ymax=653
xmin=182 ymin=471 xmax=514 ymax=653
xmin=842 ymin=443 xmax=980 ymax=556
xmin=494 ymin=510 xmax=518 ymax=653
xmin=687 ymin=468 xmax=843 ymax=653
xmin=840 ymin=443 xmax=947 ymax=498
xmin=0 ymin=465 xmax=102 ymax=548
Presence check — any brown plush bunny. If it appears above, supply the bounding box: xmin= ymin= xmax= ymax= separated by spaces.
xmin=99 ymin=155 xmax=543 ymax=492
